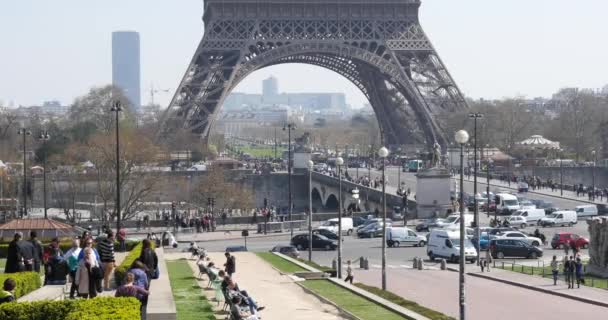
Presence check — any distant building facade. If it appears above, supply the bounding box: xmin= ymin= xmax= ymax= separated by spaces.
xmin=112 ymin=31 xmax=141 ymax=112
xmin=215 ymin=108 xmax=289 ymax=137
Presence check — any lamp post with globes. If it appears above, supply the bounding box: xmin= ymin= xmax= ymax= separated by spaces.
xmin=307 ymin=160 xmax=314 ymax=262
xmin=111 ymin=101 xmax=123 ymax=234
xmin=18 ymin=128 xmax=32 ymax=218
xmin=336 ymin=156 xmax=344 ymax=278
xmin=455 ymin=130 xmax=470 ymax=320
xmin=283 ymin=123 xmax=296 ymax=238
xmin=592 ymin=150 xmax=597 ymax=201
xmin=378 ymin=146 xmax=389 ymax=290
xmin=559 ymin=149 xmax=564 ymax=196
xmin=39 ymin=131 xmax=51 ymax=219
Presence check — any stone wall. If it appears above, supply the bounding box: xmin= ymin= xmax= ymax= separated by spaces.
xmin=586 ymin=217 xmax=608 ymax=278
xmin=510 ymin=166 xmax=608 ymax=188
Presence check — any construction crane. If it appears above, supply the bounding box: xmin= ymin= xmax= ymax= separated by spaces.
xmin=149 ymin=84 xmax=171 ymax=106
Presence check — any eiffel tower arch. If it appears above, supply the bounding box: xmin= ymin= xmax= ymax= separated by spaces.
xmin=159 ymin=0 xmax=467 ymax=147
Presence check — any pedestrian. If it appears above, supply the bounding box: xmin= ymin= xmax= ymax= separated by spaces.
xmin=5 ymin=233 xmax=24 ymax=273
xmin=563 ymin=243 xmax=570 ymax=256
xmin=344 ymin=260 xmax=354 ymax=284
xmin=570 ymin=239 xmax=578 ymax=256
xmin=138 ymin=239 xmax=159 ymax=280
xmin=485 ymin=248 xmax=492 ymax=272
xmin=224 ymin=252 xmax=236 ymax=277
xmin=63 ymin=239 xmax=82 ymax=299
xmin=29 ymin=231 xmax=43 ymax=273
xmin=117 ymin=228 xmax=127 ymax=252
xmin=575 ymin=257 xmax=584 ymax=288
xmin=0 ymin=278 xmax=16 ymax=304
xmin=43 ymin=237 xmax=66 ymax=285
xmin=97 ymin=231 xmax=116 ymax=291
xmin=75 ymin=247 xmax=101 ymax=299
xmin=115 ymin=272 xmax=149 ymax=315
xmin=550 ymin=255 xmax=559 ymax=285
xmin=568 ymin=256 xmax=576 ymax=289
xmin=563 ymin=256 xmax=572 ymax=289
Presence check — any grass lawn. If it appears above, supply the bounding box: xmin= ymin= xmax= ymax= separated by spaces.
xmin=301 ymin=280 xmax=405 ymax=320
xmin=255 ymin=252 xmax=307 ymax=273
xmin=497 ymin=262 xmax=608 ymax=289
xmin=236 ymin=145 xmax=285 ymax=159
xmin=167 ymin=259 xmax=216 ymax=320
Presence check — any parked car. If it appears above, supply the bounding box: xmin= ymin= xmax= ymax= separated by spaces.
xmin=356 ymin=218 xmax=392 ymax=232
xmin=415 ymin=218 xmax=446 ymax=232
xmin=270 ymin=245 xmax=300 ymax=259
xmin=539 ymin=210 xmax=577 ymax=227
xmin=550 ymin=232 xmax=590 ymax=249
xmin=312 ymin=228 xmax=339 ymax=240
xmin=353 ymin=216 xmax=368 ymax=227
xmin=506 ymin=216 xmax=528 ymax=229
xmin=487 ymin=227 xmax=519 ymax=237
xmin=471 ymin=232 xmax=490 ymax=251
xmin=575 ymin=205 xmax=598 ymax=217
xmin=386 ymin=227 xmax=426 ymax=247
xmin=291 ymin=234 xmax=337 ymax=250
xmin=510 ymin=208 xmax=546 ymax=225
xmin=318 ymin=218 xmax=354 ymax=235
xmin=490 ymin=239 xmax=543 ymax=259
xmin=493 ymin=231 xmax=543 ymax=247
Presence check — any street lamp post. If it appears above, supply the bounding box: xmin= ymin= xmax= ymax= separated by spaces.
xmin=455 ymin=129 xmax=470 ymax=320
xmin=592 ymin=150 xmax=597 ymax=201
xmin=378 ymin=146 xmax=389 ymax=290
xmin=39 ymin=131 xmax=51 ymax=219
xmin=18 ymin=128 xmax=32 ymax=218
xmin=486 ymin=145 xmax=491 ymax=219
xmin=111 ymin=101 xmax=123 ymax=234
xmin=307 ymin=160 xmax=314 ymax=262
xmin=468 ymin=113 xmax=482 ymax=266
xmin=283 ymin=123 xmax=296 ymax=238
xmin=560 ymin=149 xmax=564 ymax=196
xmin=336 ymin=156 xmax=344 ymax=279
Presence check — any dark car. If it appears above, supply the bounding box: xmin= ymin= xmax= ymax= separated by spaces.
xmin=357 ymin=223 xmax=388 ymax=238
xmin=225 ymin=245 xmax=248 ymax=252
xmin=415 ymin=218 xmax=446 ymax=232
xmin=550 ymin=232 xmax=589 ymax=249
xmin=270 ymin=245 xmax=300 ymax=259
xmin=489 ymin=239 xmax=543 ymax=259
xmin=353 ymin=216 xmax=368 ymax=227
xmin=487 ymin=227 xmax=519 ymax=236
xmin=291 ymin=234 xmax=337 ymax=251
xmin=312 ymin=229 xmax=339 ymax=240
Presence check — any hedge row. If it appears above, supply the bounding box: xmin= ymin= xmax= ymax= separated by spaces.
xmin=0 ymin=297 xmax=140 ymax=320
xmin=0 ymin=240 xmax=139 ymax=258
xmin=0 ymin=272 xmax=42 ymax=299
xmin=114 ymin=240 xmax=154 ymax=286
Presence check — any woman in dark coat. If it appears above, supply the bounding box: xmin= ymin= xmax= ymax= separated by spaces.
xmin=138 ymin=239 xmax=158 ymax=280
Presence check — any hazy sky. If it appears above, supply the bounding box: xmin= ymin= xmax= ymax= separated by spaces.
xmin=1 ymin=0 xmax=607 ymax=108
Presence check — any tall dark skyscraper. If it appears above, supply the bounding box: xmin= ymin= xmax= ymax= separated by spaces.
xmin=112 ymin=31 xmax=141 ymax=112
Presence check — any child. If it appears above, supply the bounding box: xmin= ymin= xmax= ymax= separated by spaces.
xmin=0 ymin=278 xmax=16 ymax=304
xmin=344 ymin=260 xmax=354 ymax=284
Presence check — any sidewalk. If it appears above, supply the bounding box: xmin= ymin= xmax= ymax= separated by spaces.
xmin=97 ymin=251 xmax=128 ymax=297
xmin=167 ymin=251 xmax=347 ymax=320
xmin=468 ymin=268 xmax=608 ymax=308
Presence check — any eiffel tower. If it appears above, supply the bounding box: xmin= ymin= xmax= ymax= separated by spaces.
xmin=159 ymin=0 xmax=467 ymax=147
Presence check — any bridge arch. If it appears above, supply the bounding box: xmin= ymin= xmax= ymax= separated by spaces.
xmin=325 ymin=194 xmax=339 ymax=211
xmin=311 ymin=187 xmax=324 ymax=212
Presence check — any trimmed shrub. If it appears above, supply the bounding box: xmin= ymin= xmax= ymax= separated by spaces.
xmin=0 ymin=297 xmax=139 ymax=320
xmin=0 ymin=272 xmax=42 ymax=299
xmin=114 ymin=241 xmax=155 ymax=286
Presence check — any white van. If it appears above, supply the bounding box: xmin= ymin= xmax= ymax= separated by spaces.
xmin=539 ymin=210 xmax=577 ymax=227
xmin=495 ymin=193 xmax=520 ymax=214
xmin=511 ymin=209 xmax=545 ymax=225
xmin=318 ymin=218 xmax=354 ymax=235
xmin=386 ymin=227 xmax=426 ymax=247
xmin=575 ymin=205 xmax=598 ymax=217
xmin=438 ymin=214 xmax=474 ymax=228
xmin=427 ymin=229 xmax=478 ymax=263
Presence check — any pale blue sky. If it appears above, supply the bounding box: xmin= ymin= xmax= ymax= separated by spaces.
xmin=1 ymin=0 xmax=607 ymax=108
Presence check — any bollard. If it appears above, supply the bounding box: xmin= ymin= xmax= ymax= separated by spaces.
xmin=364 ymin=258 xmax=369 ymax=270
xmin=440 ymin=259 xmax=447 ymax=270
xmin=417 ymin=258 xmax=423 ymax=270
xmin=359 ymin=257 xmax=365 ymax=269
xmin=412 ymin=258 xmax=418 ymax=269
xmin=332 ymin=259 xmax=337 ymax=271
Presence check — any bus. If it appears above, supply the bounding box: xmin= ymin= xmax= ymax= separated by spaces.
xmin=407 ymin=160 xmax=423 ymax=172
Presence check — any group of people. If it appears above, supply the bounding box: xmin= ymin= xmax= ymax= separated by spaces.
xmin=550 ymin=255 xmax=585 ymax=289
xmin=115 ymin=238 xmax=158 ymax=313
xmin=197 ymin=252 xmax=265 ymax=320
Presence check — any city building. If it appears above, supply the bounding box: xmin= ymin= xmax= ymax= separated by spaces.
xmin=262 ymin=76 xmax=278 ymax=98
xmin=112 ymin=31 xmax=141 ymax=112
xmin=215 ymin=107 xmax=289 ymax=138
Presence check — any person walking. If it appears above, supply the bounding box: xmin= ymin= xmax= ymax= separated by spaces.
xmin=344 ymin=260 xmax=354 ymax=284
xmin=550 ymin=255 xmax=559 ymax=285
xmin=5 ymin=233 xmax=24 ymax=273
xmin=138 ymin=239 xmax=159 ymax=281
xmin=485 ymin=248 xmax=492 ymax=272
xmin=29 ymin=231 xmax=43 ymax=273
xmin=97 ymin=231 xmax=116 ymax=291
xmin=64 ymin=239 xmax=82 ymax=299
xmin=563 ymin=243 xmax=570 ymax=257
xmin=224 ymin=252 xmax=236 ymax=277
xmin=564 ymin=256 xmax=572 ymax=289
xmin=117 ymin=228 xmax=127 ymax=252
xmin=575 ymin=257 xmax=584 ymax=288
xmin=75 ymin=247 xmax=100 ymax=299
xmin=568 ymin=256 xmax=576 ymax=289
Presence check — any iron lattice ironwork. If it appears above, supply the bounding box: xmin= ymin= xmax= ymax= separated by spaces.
xmin=160 ymin=0 xmax=467 ymax=146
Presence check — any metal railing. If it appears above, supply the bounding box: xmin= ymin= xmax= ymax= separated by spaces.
xmin=495 ymin=260 xmax=608 ymax=290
